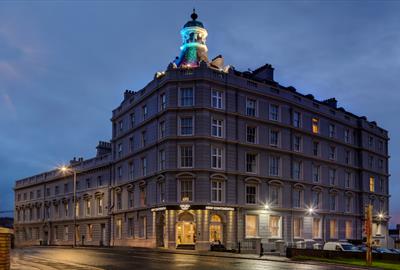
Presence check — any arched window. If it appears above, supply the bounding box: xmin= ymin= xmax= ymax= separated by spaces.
xmin=210 ymin=214 xmax=222 ymax=223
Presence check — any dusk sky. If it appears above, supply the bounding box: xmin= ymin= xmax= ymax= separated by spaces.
xmin=0 ymin=1 xmax=399 ymax=226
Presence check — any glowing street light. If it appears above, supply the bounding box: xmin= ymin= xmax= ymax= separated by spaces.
xmin=264 ymin=204 xmax=270 ymax=210
xmin=59 ymin=165 xmax=78 ymax=247
xmin=307 ymin=207 xmax=315 ymax=215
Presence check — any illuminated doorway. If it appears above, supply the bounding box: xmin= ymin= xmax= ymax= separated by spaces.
xmin=176 ymin=212 xmax=196 ymax=245
xmin=209 ymin=214 xmax=223 ymax=243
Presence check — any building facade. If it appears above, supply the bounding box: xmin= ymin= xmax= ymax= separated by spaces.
xmin=14 ymin=11 xmax=390 ymax=251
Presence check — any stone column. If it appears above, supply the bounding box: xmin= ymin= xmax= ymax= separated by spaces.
xmin=0 ymin=227 xmax=11 ymax=270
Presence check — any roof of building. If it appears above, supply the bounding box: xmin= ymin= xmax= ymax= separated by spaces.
xmin=183 ymin=9 xmax=204 ymax=28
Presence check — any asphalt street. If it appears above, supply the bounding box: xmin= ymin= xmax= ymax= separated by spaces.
xmin=11 ymin=247 xmax=364 ymax=270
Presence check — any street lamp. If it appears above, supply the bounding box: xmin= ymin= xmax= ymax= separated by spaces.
xmin=59 ymin=166 xmax=78 ymax=247
xmin=307 ymin=207 xmax=315 ymax=215
xmin=264 ymin=203 xmax=270 ymax=210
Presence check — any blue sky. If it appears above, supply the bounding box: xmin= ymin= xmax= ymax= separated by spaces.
xmin=0 ymin=1 xmax=399 ymax=226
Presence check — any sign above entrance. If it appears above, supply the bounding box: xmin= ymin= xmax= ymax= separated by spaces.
xmin=179 ymin=204 xmax=190 ymax=210
xmin=151 ymin=207 xmax=167 ymax=212
xmin=206 ymin=206 xmax=235 ymax=211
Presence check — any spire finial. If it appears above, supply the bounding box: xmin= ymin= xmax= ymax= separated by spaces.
xmin=191 ymin=8 xmax=198 ymax=21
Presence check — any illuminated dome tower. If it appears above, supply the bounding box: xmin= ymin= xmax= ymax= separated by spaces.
xmin=175 ymin=9 xmax=209 ymax=68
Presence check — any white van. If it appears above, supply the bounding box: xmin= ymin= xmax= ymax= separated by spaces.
xmin=323 ymin=242 xmax=358 ymax=252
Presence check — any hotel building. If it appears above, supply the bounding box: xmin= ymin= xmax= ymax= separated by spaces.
xmin=14 ymin=11 xmax=390 ymax=251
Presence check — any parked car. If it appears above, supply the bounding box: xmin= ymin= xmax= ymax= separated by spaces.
xmin=357 ymin=246 xmax=378 ymax=253
xmin=323 ymin=242 xmax=359 ymax=252
xmin=389 ymin=248 xmax=400 ymax=254
xmin=374 ymin=247 xmax=398 ymax=254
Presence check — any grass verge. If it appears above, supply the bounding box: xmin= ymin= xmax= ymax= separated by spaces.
xmin=292 ymin=255 xmax=400 ymax=270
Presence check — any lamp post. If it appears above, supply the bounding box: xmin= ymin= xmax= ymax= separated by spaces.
xmin=60 ymin=166 xmax=77 ymax=247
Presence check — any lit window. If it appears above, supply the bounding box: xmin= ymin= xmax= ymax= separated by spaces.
xmin=245 ymin=215 xmax=258 ymax=238
xmin=293 ymin=217 xmax=303 ymax=238
xmin=312 ymin=118 xmax=319 ymax=134
xmin=369 ymin=176 xmax=375 ymax=192
xmin=313 ymin=218 xmax=321 ymax=239
xmin=211 ymin=90 xmax=223 ymax=109
xmin=87 ymin=224 xmax=93 ymax=241
xmin=329 ymin=219 xmax=337 ymax=239
xmin=345 ymin=221 xmax=353 ymax=239
xmin=86 ymin=199 xmax=91 ymax=216
xmin=116 ymin=219 xmax=122 ymax=239
xmin=269 ymin=215 xmax=282 ymax=238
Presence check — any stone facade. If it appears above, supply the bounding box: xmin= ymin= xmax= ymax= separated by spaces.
xmin=14 ymin=12 xmax=390 ymax=250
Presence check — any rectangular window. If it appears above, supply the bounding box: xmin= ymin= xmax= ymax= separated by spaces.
xmin=86 ymin=200 xmax=91 ymax=216
xmin=293 ymin=161 xmax=302 ymax=180
xmin=141 ymin=157 xmax=147 ymax=176
xmin=345 ymin=150 xmax=351 ymax=165
xmin=269 ymin=156 xmax=280 ymax=176
xmin=55 ymin=186 xmax=59 ymax=195
xmin=87 ymin=224 xmax=93 ymax=241
xmin=293 ymin=189 xmax=302 ymax=208
xmin=378 ymin=140 xmax=384 ymax=152
xmin=329 ymin=168 xmax=336 ymax=186
xmin=180 ymin=179 xmax=193 ymax=201
xmin=313 ymin=141 xmax=320 ymax=156
xmin=180 ymin=116 xmax=193 ymax=135
xmin=140 ymin=186 xmax=146 ymax=206
xmin=64 ymin=225 xmax=69 ymax=241
xmin=329 ymin=146 xmax=336 ymax=160
xmin=369 ymin=176 xmax=375 ymax=192
xmin=313 ymin=218 xmax=321 ymax=239
xmin=64 ymin=183 xmax=68 ymax=193
xmin=211 ymin=180 xmax=223 ymax=203
xmin=368 ymin=136 xmax=374 ymax=148
xmin=211 ymin=118 xmax=223 ymax=137
xmin=245 ymin=215 xmax=258 ymax=238
xmin=117 ymin=166 xmax=122 ymax=179
xmin=269 ymin=215 xmax=281 ymax=238
xmin=345 ymin=195 xmax=352 ymax=213
xmin=293 ymin=217 xmax=303 ymax=238
xmin=269 ymin=104 xmax=279 ymax=121
xmin=329 ymin=220 xmax=337 ymax=239
xmin=180 ymin=87 xmax=194 ymax=106
xmin=116 ymin=219 xmax=122 ymax=239
xmin=312 ymin=190 xmax=321 ymax=209
xmin=117 ymin=193 xmax=122 ymax=210
xmin=158 ymin=182 xmax=165 ymax=203
xmin=97 ymin=198 xmax=103 ymax=215
xmin=159 ymin=121 xmax=166 ymax=139
xmin=179 ymin=145 xmax=193 ymax=168
xmin=246 ymin=98 xmax=256 ymax=116
xmin=142 ymin=105 xmax=148 ymax=120
xmin=118 ymin=143 xmax=123 ymax=158
xmin=129 ymin=162 xmax=134 ymax=180
xmin=128 ymin=218 xmax=134 ymax=238
xmin=269 ymin=130 xmax=279 ymax=147
xmin=345 ymin=172 xmax=352 ymax=188
xmin=246 ymin=184 xmax=257 ymax=204
xmin=129 ymin=137 xmax=134 ymax=153
xmin=64 ymin=203 xmax=69 ymax=217
xmin=246 ymin=153 xmax=257 ymax=173
xmin=159 ymin=150 xmax=166 ymax=170
xmin=130 ymin=112 xmax=135 ymax=128
xmin=345 ymin=221 xmax=353 ymax=239
xmin=293 ymin=111 xmax=301 ymax=128
xmin=211 ymin=146 xmax=223 ymax=169
xmin=330 ymin=193 xmax=337 ymax=211
xmin=270 ymin=185 xmax=280 ymax=206
xmin=97 ymin=176 xmax=103 ymax=186
xmin=119 ymin=120 xmax=123 ymax=132
xmin=312 ymin=118 xmax=319 ymax=134
xmin=141 ymin=130 xmax=146 ymax=147
xmin=160 ymin=93 xmax=166 ymax=110
xmin=344 ymin=129 xmax=350 ymax=143
xmin=379 ymin=177 xmax=385 ymax=193
xmin=246 ymin=126 xmax=257 ymax=143
xmin=368 ymin=155 xmax=374 ymax=168
xmin=128 ymin=191 xmax=134 ymax=208
xmin=211 ymin=89 xmax=223 ymax=109
xmin=293 ymin=135 xmax=302 ymax=152
xmin=329 ymin=124 xmax=336 ymax=138
xmin=139 ymin=216 xmax=147 ymax=238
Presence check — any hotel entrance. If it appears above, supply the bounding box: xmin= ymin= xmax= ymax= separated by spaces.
xmin=176 ymin=212 xmax=196 ymax=246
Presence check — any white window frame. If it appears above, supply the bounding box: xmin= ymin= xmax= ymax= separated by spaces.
xmin=245 ymin=214 xmax=259 ymax=238
xmin=246 ymin=98 xmax=257 ymax=117
xmin=269 ymin=129 xmax=280 ymax=147
xmin=211 ymin=118 xmax=224 ymax=138
xmin=293 ymin=111 xmax=302 ymax=128
xmin=293 ymin=217 xmax=303 ymax=239
xmin=269 ymin=156 xmax=281 ymax=176
xmin=293 ymin=135 xmax=302 ymax=152
xmin=178 ymin=178 xmax=194 ymax=202
xmin=312 ymin=218 xmax=322 ymax=239
xmin=269 ymin=215 xmax=282 ymax=239
xmin=211 ymin=89 xmax=224 ymax=109
xmin=178 ymin=145 xmax=194 ymax=168
xmin=246 ymin=125 xmax=258 ymax=144
xmin=245 ymin=183 xmax=258 ymax=205
xmin=245 ymin=152 xmax=258 ymax=174
xmin=179 ymin=116 xmax=194 ymax=136
xmin=211 ymin=146 xmax=224 ymax=170
xmin=179 ymin=87 xmax=194 ymax=107
xmin=211 ymin=179 xmax=224 ymax=203
xmin=269 ymin=104 xmax=280 ymax=121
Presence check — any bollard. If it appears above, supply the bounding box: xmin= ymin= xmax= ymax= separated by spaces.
xmin=0 ymin=227 xmax=12 ymax=270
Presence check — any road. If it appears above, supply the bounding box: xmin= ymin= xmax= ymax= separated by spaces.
xmin=11 ymin=247 xmax=363 ymax=270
